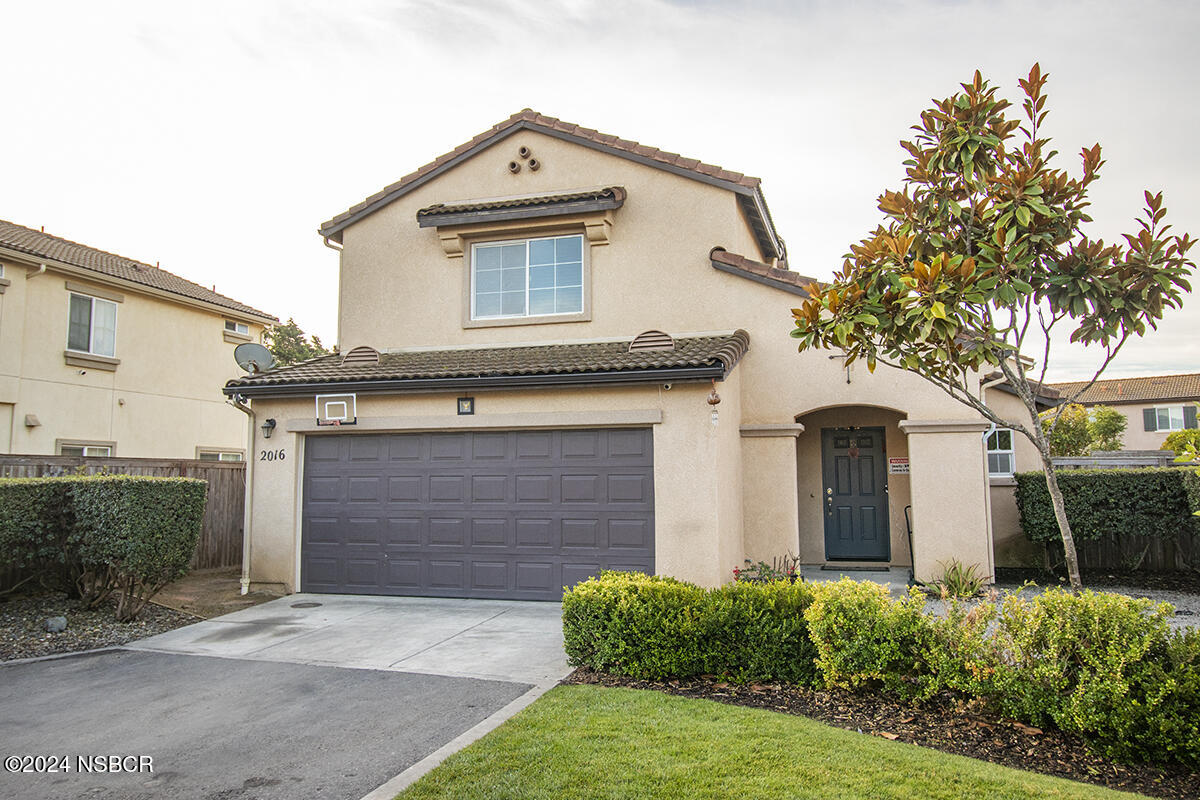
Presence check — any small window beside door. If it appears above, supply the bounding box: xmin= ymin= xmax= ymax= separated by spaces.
xmin=986 ymin=429 xmax=1015 ymax=476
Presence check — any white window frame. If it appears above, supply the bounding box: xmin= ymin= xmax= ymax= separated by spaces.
xmin=197 ymin=449 xmax=244 ymax=462
xmin=986 ymin=429 xmax=1015 ymax=477
xmin=1154 ymin=405 xmax=1186 ymax=432
xmin=224 ymin=320 xmax=249 ymax=336
xmin=469 ymin=233 xmax=585 ymax=322
xmin=66 ymin=292 xmax=118 ymax=357
xmin=58 ymin=443 xmax=112 ymax=457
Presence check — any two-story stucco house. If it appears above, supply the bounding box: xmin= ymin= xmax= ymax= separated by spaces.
xmin=226 ymin=110 xmax=1030 ymax=599
xmin=0 ymin=220 xmax=276 ymax=459
xmin=1048 ymin=373 xmax=1200 ymax=450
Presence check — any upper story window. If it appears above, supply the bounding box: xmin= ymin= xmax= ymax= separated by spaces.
xmin=1145 ymin=405 xmax=1197 ymax=432
xmin=986 ymin=429 xmax=1015 ymax=476
xmin=225 ymin=320 xmax=249 ymax=336
xmin=67 ymin=293 xmax=117 ymax=357
xmin=471 ymin=234 xmax=583 ymax=320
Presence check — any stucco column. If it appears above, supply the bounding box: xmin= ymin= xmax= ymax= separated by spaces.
xmin=897 ymin=420 xmax=994 ymax=583
xmin=739 ymin=424 xmax=804 ymax=563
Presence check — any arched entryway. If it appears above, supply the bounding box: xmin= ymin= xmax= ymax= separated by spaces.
xmin=794 ymin=405 xmax=911 ymax=567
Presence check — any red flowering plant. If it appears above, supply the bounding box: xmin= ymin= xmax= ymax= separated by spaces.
xmin=733 ymin=555 xmax=802 ymax=584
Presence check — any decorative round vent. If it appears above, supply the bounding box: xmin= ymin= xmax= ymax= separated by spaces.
xmin=628 ymin=330 xmax=675 ymax=352
xmin=341 ymin=346 xmax=380 ymax=366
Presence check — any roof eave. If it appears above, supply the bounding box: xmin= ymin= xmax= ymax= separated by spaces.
xmin=224 ymin=364 xmax=728 ymax=399
xmin=0 ymin=245 xmax=278 ymax=324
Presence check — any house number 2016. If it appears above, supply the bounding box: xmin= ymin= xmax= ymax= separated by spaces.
xmin=260 ymin=449 xmax=286 ymax=462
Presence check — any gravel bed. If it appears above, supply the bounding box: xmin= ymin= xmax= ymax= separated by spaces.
xmin=0 ymin=591 xmax=200 ymax=662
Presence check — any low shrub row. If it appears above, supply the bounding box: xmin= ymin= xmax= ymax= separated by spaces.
xmin=562 ymin=572 xmax=1200 ymax=766
xmin=1014 ymin=467 xmax=1200 ymax=543
xmin=0 ymin=475 xmax=207 ymax=620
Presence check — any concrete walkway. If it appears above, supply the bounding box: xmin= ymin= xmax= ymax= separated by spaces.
xmin=128 ymin=593 xmax=571 ymax=684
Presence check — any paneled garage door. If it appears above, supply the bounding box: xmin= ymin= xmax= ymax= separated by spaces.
xmin=301 ymin=428 xmax=655 ymax=600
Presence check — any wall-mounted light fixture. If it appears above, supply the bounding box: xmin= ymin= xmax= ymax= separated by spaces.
xmin=707 ymin=380 xmax=721 ymax=426
xmin=457 ymin=397 xmax=475 ymax=416
xmin=261 ymin=418 xmax=277 ymax=439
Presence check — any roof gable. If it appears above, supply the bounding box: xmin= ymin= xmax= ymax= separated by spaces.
xmin=319 ymin=110 xmax=785 ymax=260
xmin=0 ymin=219 xmax=276 ymax=321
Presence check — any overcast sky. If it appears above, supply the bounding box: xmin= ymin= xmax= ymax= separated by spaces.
xmin=3 ymin=0 xmax=1196 ymax=381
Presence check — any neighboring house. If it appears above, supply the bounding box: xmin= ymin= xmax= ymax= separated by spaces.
xmin=0 ymin=220 xmax=276 ymax=460
xmin=1048 ymin=373 xmax=1200 ymax=450
xmin=225 ymin=109 xmax=1037 ymax=599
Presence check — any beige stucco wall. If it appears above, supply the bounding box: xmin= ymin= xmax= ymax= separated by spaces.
xmin=1095 ymin=401 xmax=1197 ymax=451
xmin=0 ymin=259 xmax=268 ymax=458
xmin=982 ymin=387 xmax=1047 ymax=568
xmin=901 ymin=421 xmax=995 ymax=582
xmin=243 ymin=128 xmax=1003 ymax=591
xmin=244 ymin=382 xmax=746 ymax=591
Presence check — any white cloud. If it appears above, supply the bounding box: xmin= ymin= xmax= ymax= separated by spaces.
xmin=1 ymin=0 xmax=1195 ymax=380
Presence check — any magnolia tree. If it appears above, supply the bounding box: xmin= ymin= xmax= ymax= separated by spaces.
xmin=790 ymin=66 xmax=1194 ymax=588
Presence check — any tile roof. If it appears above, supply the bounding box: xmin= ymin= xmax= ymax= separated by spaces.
xmin=319 ymin=110 xmax=778 ymax=256
xmin=226 ymin=331 xmax=750 ymax=394
xmin=417 ymin=186 xmax=625 ymax=224
xmin=982 ymin=372 xmax=1061 ymax=406
xmin=710 ymin=248 xmax=818 ymax=297
xmin=1049 ymin=373 xmax=1200 ymax=404
xmin=0 ymin=219 xmax=276 ymax=321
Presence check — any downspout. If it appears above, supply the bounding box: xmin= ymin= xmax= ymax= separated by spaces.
xmin=228 ymin=394 xmax=255 ymax=595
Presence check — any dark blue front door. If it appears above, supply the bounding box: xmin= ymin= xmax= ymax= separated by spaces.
xmin=821 ymin=427 xmax=890 ymax=561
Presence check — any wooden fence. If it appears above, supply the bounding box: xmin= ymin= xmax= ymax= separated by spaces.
xmin=1053 ymin=450 xmax=1182 ymax=470
xmin=1073 ymin=533 xmax=1199 ymax=572
xmin=0 ymin=456 xmax=245 ymax=592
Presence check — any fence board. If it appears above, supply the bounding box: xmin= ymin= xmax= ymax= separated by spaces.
xmin=0 ymin=455 xmax=245 ymax=592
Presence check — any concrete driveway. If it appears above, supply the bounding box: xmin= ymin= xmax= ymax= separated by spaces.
xmin=1 ymin=595 xmax=570 ymax=800
xmin=128 ymin=593 xmax=570 ymax=684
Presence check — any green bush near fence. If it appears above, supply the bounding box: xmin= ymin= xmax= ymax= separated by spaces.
xmin=1014 ymin=467 xmax=1200 ymax=543
xmin=0 ymin=478 xmax=77 ymax=587
xmin=0 ymin=475 xmax=207 ymax=621
xmin=562 ymin=573 xmax=1200 ymax=766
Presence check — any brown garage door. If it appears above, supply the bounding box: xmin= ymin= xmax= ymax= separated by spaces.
xmin=301 ymin=428 xmax=655 ymax=600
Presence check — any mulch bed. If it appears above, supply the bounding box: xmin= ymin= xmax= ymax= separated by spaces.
xmin=996 ymin=567 xmax=1200 ymax=595
xmin=563 ymin=667 xmax=1200 ymax=800
xmin=0 ymin=590 xmax=199 ymax=662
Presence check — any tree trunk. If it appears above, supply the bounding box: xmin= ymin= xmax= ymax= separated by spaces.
xmin=1032 ymin=429 xmax=1083 ymax=590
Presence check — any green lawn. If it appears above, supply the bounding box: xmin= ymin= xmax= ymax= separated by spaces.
xmin=398 ymin=685 xmax=1146 ymax=800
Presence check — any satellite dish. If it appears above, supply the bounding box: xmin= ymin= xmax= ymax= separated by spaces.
xmin=234 ymin=342 xmax=276 ymax=374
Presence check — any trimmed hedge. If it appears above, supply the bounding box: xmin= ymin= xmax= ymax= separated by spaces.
xmin=1015 ymin=467 xmax=1200 ymax=543
xmin=563 ymin=573 xmax=1200 ymax=766
xmin=0 ymin=475 xmax=207 ymax=620
xmin=562 ymin=571 xmax=817 ymax=684
xmin=0 ymin=478 xmax=77 ymax=590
